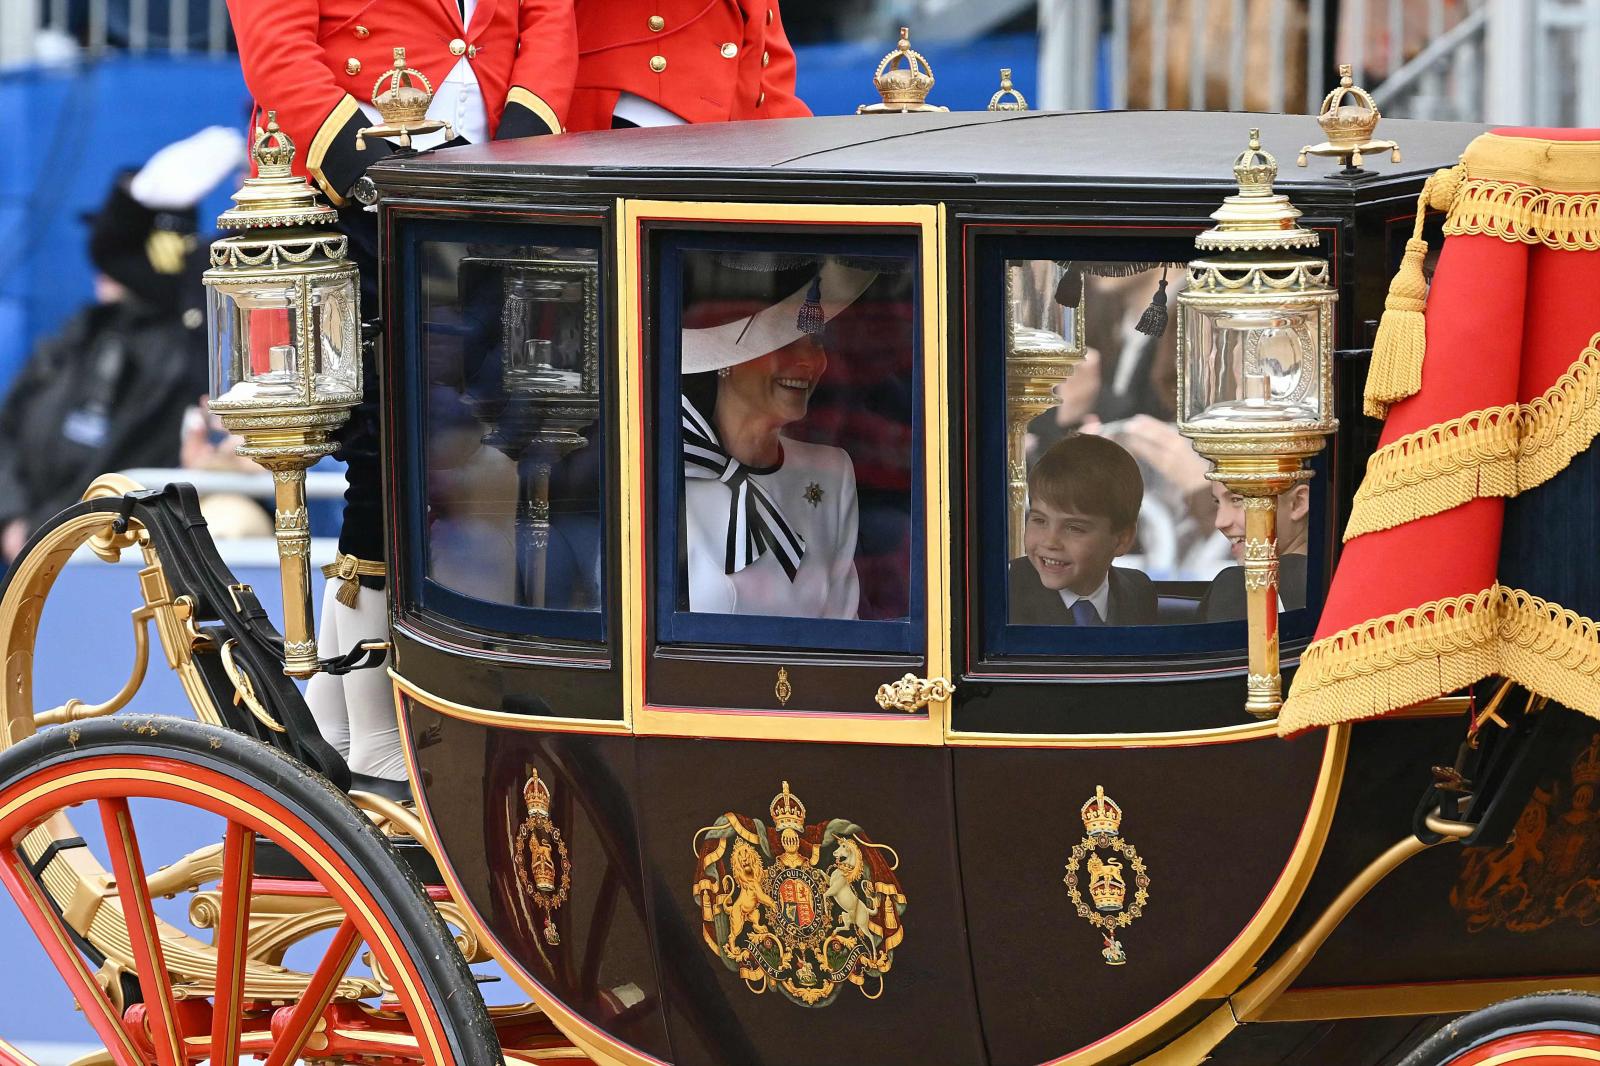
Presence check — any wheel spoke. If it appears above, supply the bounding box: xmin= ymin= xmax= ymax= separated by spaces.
xmin=262 ymin=917 xmax=360 ymax=1066
xmin=209 ymin=822 xmax=256 ymax=1065
xmin=97 ymin=798 xmax=185 ymax=1066
xmin=0 ymin=846 xmax=142 ymax=1066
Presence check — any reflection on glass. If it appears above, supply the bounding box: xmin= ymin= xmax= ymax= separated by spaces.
xmin=1004 ymin=260 xmax=1086 ymax=557
xmin=419 ymin=241 xmax=602 ymax=618
xmin=1003 ymin=260 xmax=1306 ymax=627
xmin=1197 ymin=481 xmax=1310 ymax=621
xmin=676 ymin=249 xmax=916 ymax=621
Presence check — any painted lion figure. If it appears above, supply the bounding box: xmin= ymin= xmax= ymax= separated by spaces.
xmin=719 ymin=840 xmax=774 ymax=952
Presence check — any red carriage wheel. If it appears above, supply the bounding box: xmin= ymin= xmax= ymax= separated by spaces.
xmin=1399 ymin=994 xmax=1600 ymax=1066
xmin=0 ymin=716 xmax=500 ymax=1065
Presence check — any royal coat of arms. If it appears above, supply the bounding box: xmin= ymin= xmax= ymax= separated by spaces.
xmin=1454 ymin=733 xmax=1600 ymax=932
xmin=692 ymin=781 xmax=907 ymax=1007
xmin=1063 ymin=785 xmax=1150 ymax=965
xmin=513 ymin=769 xmax=570 ymax=946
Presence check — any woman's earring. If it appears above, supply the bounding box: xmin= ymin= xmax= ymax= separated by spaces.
xmin=717 ymin=367 xmax=731 ymax=378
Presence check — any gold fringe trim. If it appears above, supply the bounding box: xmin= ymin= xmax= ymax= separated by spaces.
xmin=1280 ymin=584 xmax=1600 ymax=734
xmin=1446 ymin=178 xmax=1600 ymax=251
xmin=1345 ymin=332 xmax=1600 ymax=540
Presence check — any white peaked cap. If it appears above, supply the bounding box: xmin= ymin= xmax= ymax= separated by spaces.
xmin=681 ymin=260 xmax=878 ymax=375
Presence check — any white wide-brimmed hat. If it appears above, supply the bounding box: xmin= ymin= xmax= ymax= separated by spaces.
xmin=681 ymin=260 xmax=878 ymax=375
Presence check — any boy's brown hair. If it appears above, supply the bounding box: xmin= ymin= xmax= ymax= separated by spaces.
xmin=1027 ymin=434 xmax=1144 ymax=532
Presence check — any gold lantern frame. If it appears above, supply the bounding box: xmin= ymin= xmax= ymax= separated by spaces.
xmin=1176 ymin=129 xmax=1338 ymax=719
xmin=203 ymin=113 xmax=363 ymax=677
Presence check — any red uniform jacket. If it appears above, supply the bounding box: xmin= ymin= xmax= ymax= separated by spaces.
xmin=227 ymin=0 xmax=577 ymax=204
xmin=566 ymin=0 xmax=809 ymax=131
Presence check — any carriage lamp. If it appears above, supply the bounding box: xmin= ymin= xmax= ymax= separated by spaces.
xmin=858 ymin=28 xmax=949 ymax=114
xmin=468 ymin=260 xmax=601 ymax=608
xmin=1176 ymin=129 xmax=1337 ymax=719
xmin=204 ymin=112 xmax=361 ymax=678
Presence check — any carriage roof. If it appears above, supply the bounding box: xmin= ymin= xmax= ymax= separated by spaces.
xmin=374 ymin=109 xmax=1488 ymax=204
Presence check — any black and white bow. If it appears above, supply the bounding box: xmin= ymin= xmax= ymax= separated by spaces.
xmin=682 ymin=396 xmax=805 ymax=580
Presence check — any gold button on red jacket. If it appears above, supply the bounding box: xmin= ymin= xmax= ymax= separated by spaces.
xmin=566 ymin=0 xmax=808 ymax=131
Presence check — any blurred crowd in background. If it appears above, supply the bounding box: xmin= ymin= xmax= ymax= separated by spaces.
xmin=0 ymin=0 xmax=1585 ymax=571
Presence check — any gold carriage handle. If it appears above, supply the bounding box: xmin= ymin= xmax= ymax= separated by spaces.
xmin=875 ymin=673 xmax=956 ymax=712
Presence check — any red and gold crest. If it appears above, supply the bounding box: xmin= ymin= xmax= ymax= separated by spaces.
xmin=513 ymin=768 xmax=570 ymax=946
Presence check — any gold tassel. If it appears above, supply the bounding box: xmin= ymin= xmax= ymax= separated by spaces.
xmin=1364 ymin=165 xmax=1465 ymax=420
xmin=321 ymin=552 xmax=384 ymax=609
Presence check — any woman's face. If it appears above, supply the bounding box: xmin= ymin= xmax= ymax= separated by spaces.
xmin=719 ymin=333 xmax=828 ymax=428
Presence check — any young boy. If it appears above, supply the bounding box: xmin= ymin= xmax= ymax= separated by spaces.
xmin=1198 ymin=480 xmax=1310 ymax=621
xmin=1009 ymin=434 xmax=1157 ymax=626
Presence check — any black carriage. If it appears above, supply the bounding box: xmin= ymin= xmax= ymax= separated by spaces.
xmin=2 ymin=91 xmax=1595 ymax=1066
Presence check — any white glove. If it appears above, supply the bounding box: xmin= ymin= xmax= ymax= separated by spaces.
xmin=129 ymin=126 xmax=248 ymax=210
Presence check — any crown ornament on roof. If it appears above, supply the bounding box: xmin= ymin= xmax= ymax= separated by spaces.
xmin=1298 ymin=64 xmax=1401 ymax=171
xmin=356 ymin=47 xmax=453 ymax=149
xmin=1194 ymin=128 xmax=1320 ymax=253
xmin=214 ymin=111 xmax=338 ymax=231
xmin=987 ymin=67 xmax=1029 ymax=111
xmin=524 ymin=769 xmax=552 ymax=817
xmin=770 ymin=781 xmax=807 ymax=832
xmin=858 ymin=28 xmax=948 ymax=115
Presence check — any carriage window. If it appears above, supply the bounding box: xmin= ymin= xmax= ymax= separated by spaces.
xmin=982 ymin=250 xmax=1322 ymax=655
xmin=410 ymin=227 xmax=604 ymax=641
xmin=656 ymin=238 xmax=921 ymax=654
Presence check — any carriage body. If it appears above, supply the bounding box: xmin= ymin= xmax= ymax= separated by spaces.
xmin=5 ymin=108 xmax=1599 ymax=1066
xmin=358 ymin=110 xmax=1600 ymax=1064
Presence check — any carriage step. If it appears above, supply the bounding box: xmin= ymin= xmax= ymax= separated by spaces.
xmin=252 ymin=832 xmax=444 ymax=888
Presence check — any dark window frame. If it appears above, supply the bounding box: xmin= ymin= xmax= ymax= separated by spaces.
xmin=970 ymin=233 xmax=1329 ymax=665
xmin=398 ymin=218 xmax=608 ymax=645
xmin=649 ymin=228 xmax=927 ymax=656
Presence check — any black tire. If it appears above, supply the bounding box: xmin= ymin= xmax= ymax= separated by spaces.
xmin=0 ymin=716 xmax=500 ymax=1065
xmin=1398 ymin=992 xmax=1600 ymax=1066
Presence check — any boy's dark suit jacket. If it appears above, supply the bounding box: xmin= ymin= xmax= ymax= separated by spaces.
xmin=1198 ymin=552 xmax=1309 ymax=621
xmin=1007 ymin=558 xmax=1159 ymax=625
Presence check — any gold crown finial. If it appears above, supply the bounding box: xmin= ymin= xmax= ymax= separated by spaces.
xmin=215 ymin=107 xmax=335 ymax=231
xmin=988 ymin=66 xmax=1029 ymax=111
xmin=1298 ymin=62 xmax=1400 ymax=171
xmin=251 ymin=111 xmax=296 ymax=176
xmin=857 ymin=26 xmax=948 ymax=115
xmin=356 ymin=44 xmax=453 ymax=149
xmin=1193 ymin=128 xmax=1319 ymax=252
xmin=1233 ymin=127 xmax=1277 ymax=192
xmin=770 ymin=780 xmax=807 ymax=832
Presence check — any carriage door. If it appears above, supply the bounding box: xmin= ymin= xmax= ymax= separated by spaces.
xmin=621 ymin=201 xmax=948 ymax=745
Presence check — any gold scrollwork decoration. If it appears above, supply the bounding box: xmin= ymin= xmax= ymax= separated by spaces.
xmin=1063 ymin=786 xmax=1150 ymax=965
xmin=874 ymin=673 xmax=955 ymax=712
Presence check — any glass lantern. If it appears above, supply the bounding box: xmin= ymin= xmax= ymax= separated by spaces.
xmin=1176 ymin=130 xmax=1338 ymax=718
xmin=202 ymin=112 xmax=363 ymax=677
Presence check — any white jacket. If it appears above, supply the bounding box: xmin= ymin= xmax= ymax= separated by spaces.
xmin=683 ymin=436 xmax=861 ymax=619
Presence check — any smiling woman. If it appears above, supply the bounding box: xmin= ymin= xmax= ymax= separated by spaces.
xmin=676 ymin=252 xmax=909 ymax=622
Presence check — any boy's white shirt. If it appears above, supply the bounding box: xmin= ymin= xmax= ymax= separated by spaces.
xmin=1056 ymin=573 xmax=1111 ymax=619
